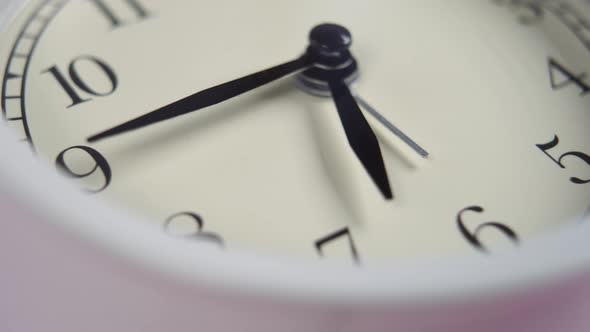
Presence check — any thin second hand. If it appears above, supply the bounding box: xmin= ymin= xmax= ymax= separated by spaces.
xmin=354 ymin=95 xmax=429 ymax=158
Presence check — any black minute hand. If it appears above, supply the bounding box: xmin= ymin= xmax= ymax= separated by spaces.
xmin=328 ymin=79 xmax=393 ymax=200
xmin=87 ymin=55 xmax=313 ymax=143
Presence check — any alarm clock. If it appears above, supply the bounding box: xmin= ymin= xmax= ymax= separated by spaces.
xmin=1 ymin=0 xmax=589 ymax=331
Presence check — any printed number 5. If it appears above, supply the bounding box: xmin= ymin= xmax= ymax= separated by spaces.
xmin=537 ymin=135 xmax=590 ymax=184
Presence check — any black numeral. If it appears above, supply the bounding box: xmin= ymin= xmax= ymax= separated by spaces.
xmin=537 ymin=135 xmax=590 ymax=184
xmin=457 ymin=206 xmax=519 ymax=253
xmin=43 ymin=56 xmax=118 ymax=108
xmin=55 ymin=146 xmax=112 ymax=193
xmin=548 ymin=58 xmax=589 ymax=95
xmin=493 ymin=0 xmax=545 ymax=25
xmin=315 ymin=227 xmax=359 ymax=264
xmin=91 ymin=0 xmax=149 ymax=28
xmin=164 ymin=212 xmax=224 ymax=247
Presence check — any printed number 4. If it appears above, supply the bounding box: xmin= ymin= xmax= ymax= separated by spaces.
xmin=548 ymin=58 xmax=589 ymax=95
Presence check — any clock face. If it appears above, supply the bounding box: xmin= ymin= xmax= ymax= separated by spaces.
xmin=0 ymin=0 xmax=589 ymax=265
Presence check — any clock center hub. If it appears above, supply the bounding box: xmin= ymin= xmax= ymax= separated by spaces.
xmin=297 ymin=23 xmax=360 ymax=97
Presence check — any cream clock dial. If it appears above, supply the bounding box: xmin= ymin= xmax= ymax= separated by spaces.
xmin=1 ymin=0 xmax=589 ymax=264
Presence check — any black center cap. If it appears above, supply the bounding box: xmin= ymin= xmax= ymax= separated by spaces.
xmin=309 ymin=23 xmax=352 ymax=55
xmin=297 ymin=23 xmax=359 ymax=97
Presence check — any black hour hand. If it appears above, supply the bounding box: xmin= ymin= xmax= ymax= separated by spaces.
xmin=328 ymin=79 xmax=393 ymax=200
